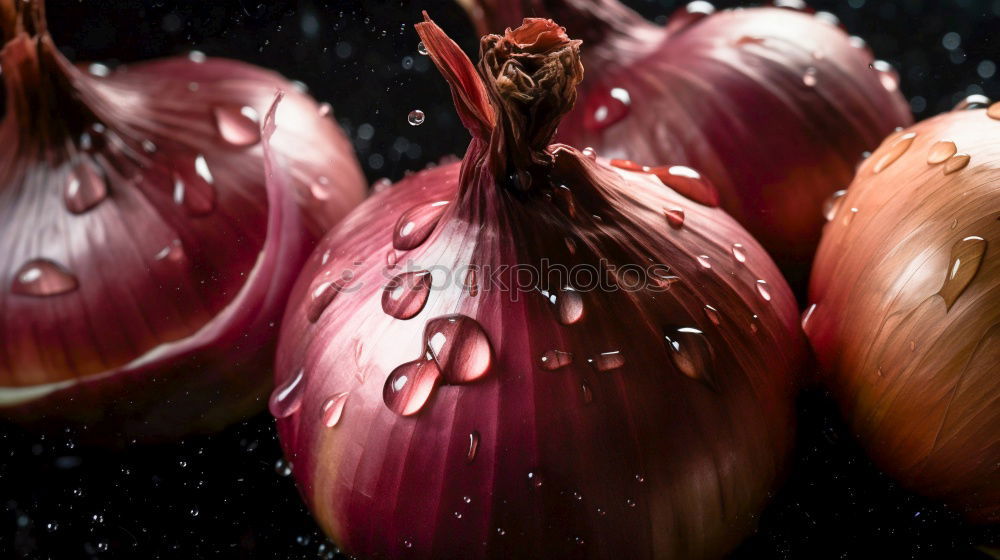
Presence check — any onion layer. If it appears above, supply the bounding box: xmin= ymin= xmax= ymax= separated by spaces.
xmin=806 ymin=105 xmax=1000 ymax=523
xmin=461 ymin=0 xmax=912 ymax=291
xmin=276 ymin=15 xmax=805 ymax=558
xmin=0 ymin=1 xmax=365 ymax=441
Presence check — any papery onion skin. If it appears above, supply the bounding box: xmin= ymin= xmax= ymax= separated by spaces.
xmin=461 ymin=0 xmax=912 ymax=291
xmin=0 ymin=1 xmax=365 ymax=442
xmin=806 ymin=108 xmax=1000 ymax=523
xmin=276 ymin=16 xmax=805 ymax=558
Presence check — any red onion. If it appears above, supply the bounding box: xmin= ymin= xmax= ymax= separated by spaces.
xmin=806 ymin=102 xmax=1000 ymax=523
xmin=460 ymin=0 xmax=912 ymax=290
xmin=0 ymin=1 xmax=365 ymax=441
xmin=275 ymin=16 xmax=805 ymax=558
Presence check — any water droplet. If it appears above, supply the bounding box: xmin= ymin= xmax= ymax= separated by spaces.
xmin=942 ymin=153 xmax=971 ymax=174
xmin=213 ymin=105 xmax=261 ymax=147
xmin=703 ymin=305 xmax=721 ymax=325
xmin=822 ymin=190 xmax=847 ymax=221
xmin=63 ymin=161 xmax=107 ymax=214
xmin=801 ymin=303 xmax=817 ymax=335
xmin=652 ymin=165 xmax=719 ymax=207
xmin=172 ymin=155 xmax=216 ymax=215
xmin=870 ymin=60 xmax=899 ymax=91
xmin=425 ymin=315 xmax=493 ymax=384
xmin=664 ymin=327 xmax=716 ymax=389
xmin=373 ymin=177 xmax=393 ymax=192
xmin=938 ymin=236 xmax=986 ymax=310
xmin=873 ymin=132 xmax=916 ymax=173
xmin=848 ymin=35 xmax=868 ymax=51
xmin=88 ymin=63 xmax=110 ymax=77
xmin=749 ymin=314 xmax=760 ymax=334
xmin=755 ymin=280 xmax=772 ymax=301
xmin=464 ymin=268 xmax=479 ymax=297
xmin=385 ymin=250 xmax=398 ymax=269
xmin=663 ymin=208 xmax=685 ymax=229
xmin=318 ymin=102 xmax=332 ymax=117
xmin=588 ymin=351 xmax=625 ymax=372
xmin=154 ymin=239 xmax=185 ymax=262
xmin=557 ymin=287 xmax=584 ymax=325
xmin=735 ymin=35 xmax=766 ymax=46
xmin=731 ymin=243 xmax=747 ymax=263
xmin=467 ymin=431 xmax=480 ymax=462
xmin=950 ymin=218 xmax=958 ymax=230
xmin=269 ymin=369 xmax=305 ymax=419
xmin=309 ymin=180 xmax=331 ymax=200
xmin=696 ymin=255 xmax=712 ymax=269
xmin=528 ymin=471 xmax=544 ymax=488
xmin=393 ymin=201 xmax=449 ymax=250
xmin=540 ymin=350 xmax=573 ymax=371
xmin=306 ymin=280 xmax=343 ymax=323
xmin=802 ymin=67 xmax=818 ymax=87
xmin=407 ymin=109 xmax=425 ymax=126
xmin=383 ymin=359 xmax=441 ymax=416
xmin=626 ymin=498 xmax=637 ymax=508
xmin=11 ymin=259 xmax=78 ymax=297
xmin=417 ymin=41 xmax=428 ymax=55
xmin=141 ymin=139 xmax=157 ymax=153
xmin=843 ymin=207 xmax=859 ymax=225
xmin=635 ymin=474 xmax=646 ymax=483
xmin=586 ymin=87 xmax=631 ymax=130
xmin=321 ymin=392 xmax=349 ymax=428
xmin=927 ymin=140 xmax=958 ymax=164
xmin=665 ymin=1 xmax=715 ymax=34
xmin=988 ymin=101 xmax=1000 ymax=120
xmin=581 ymin=382 xmax=594 ymax=403
xmin=952 ymin=94 xmax=991 ymax=111
xmin=382 ymin=271 xmax=432 ymax=320
xmin=815 ymin=11 xmax=840 ymax=26
xmin=188 ymin=50 xmax=206 ymax=63
xmin=582 ymin=146 xmax=597 ymax=160
xmin=774 ymin=0 xmax=807 ymax=9
xmin=275 ymin=458 xmax=293 ymax=477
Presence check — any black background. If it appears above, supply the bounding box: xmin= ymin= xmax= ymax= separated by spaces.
xmin=2 ymin=1 xmax=999 ymax=558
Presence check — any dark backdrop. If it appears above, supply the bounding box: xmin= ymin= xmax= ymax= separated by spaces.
xmin=2 ymin=1 xmax=999 ymax=558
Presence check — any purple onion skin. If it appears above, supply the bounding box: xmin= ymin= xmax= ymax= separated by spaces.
xmin=0 ymin=3 xmax=365 ymax=442
xmin=464 ymin=0 xmax=913 ymax=291
xmin=807 ymin=108 xmax=1000 ymax=523
xmin=276 ymin=17 xmax=805 ymax=558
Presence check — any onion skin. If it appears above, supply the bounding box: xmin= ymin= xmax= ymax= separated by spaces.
xmin=806 ymin=107 xmax=1000 ymax=523
xmin=461 ymin=0 xmax=913 ymax=290
xmin=276 ymin=16 xmax=805 ymax=558
xmin=0 ymin=1 xmax=365 ymax=441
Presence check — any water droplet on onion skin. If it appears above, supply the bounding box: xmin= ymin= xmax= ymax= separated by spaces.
xmin=557 ymin=288 xmax=584 ymax=325
xmin=696 ymin=255 xmax=712 ymax=269
xmin=801 ymin=303 xmax=817 ymax=335
xmin=588 ymin=351 xmax=625 ymax=372
xmin=407 ymin=109 xmax=425 ymax=126
xmin=927 ymin=140 xmax=957 ymax=164
xmin=318 ymin=102 xmax=332 ymax=118
xmin=952 ymin=94 xmax=991 ymax=111
xmin=269 ymin=368 xmax=305 ymax=419
xmin=467 ymin=431 xmax=480 ymax=462
xmin=425 ymin=315 xmax=493 ymax=384
xmin=802 ymin=67 xmax=818 ymax=87
xmin=942 ymin=153 xmax=971 ymax=175
xmin=664 ymin=327 xmax=716 ymax=389
xmin=731 ymin=243 xmax=747 ymax=263
xmin=843 ymin=207 xmax=859 ymax=226
xmin=393 ymin=201 xmax=449 ymax=251
xmin=873 ymin=132 xmax=916 ymax=173
xmin=821 ymin=190 xmax=846 ymax=222
xmin=539 ymin=350 xmax=573 ymax=371
xmin=321 ymin=392 xmax=349 ymax=428
xmin=306 ymin=280 xmax=343 ymax=323
xmin=938 ymin=236 xmax=987 ymax=310
xmin=213 ymin=104 xmax=261 ymax=147
xmin=586 ymin=87 xmax=631 ymax=131
xmin=749 ymin=314 xmax=760 ymax=334
xmin=385 ymin=250 xmax=398 ymax=269
xmin=870 ymin=59 xmax=899 ymax=92
xmin=703 ymin=305 xmax=721 ymax=325
xmin=11 ymin=259 xmax=79 ymax=297
xmin=755 ymin=280 xmax=772 ymax=301
xmin=651 ymin=165 xmax=719 ymax=207
xmin=154 ymin=239 xmax=185 ymax=263
xmin=528 ymin=471 xmax=545 ymax=488
xmin=464 ymin=268 xmax=479 ymax=297
xmin=735 ymin=35 xmax=767 ymax=47
xmin=663 ymin=208 xmax=685 ymax=229
xmin=581 ymin=382 xmax=594 ymax=404
xmin=383 ymin=359 xmax=441 ymax=416
xmin=665 ymin=0 xmax=715 ymax=34
xmin=382 ymin=271 xmax=432 ymax=320
xmin=63 ymin=161 xmax=107 ymax=214
xmin=581 ymin=146 xmax=597 ymax=160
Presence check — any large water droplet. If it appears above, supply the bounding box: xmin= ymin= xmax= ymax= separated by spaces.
xmin=586 ymin=87 xmax=631 ymax=130
xmin=927 ymin=140 xmax=958 ymax=164
xmin=393 ymin=201 xmax=449 ymax=251
xmin=755 ymin=279 xmax=772 ymax=301
xmin=588 ymin=351 xmax=625 ymax=372
xmin=383 ymin=359 xmax=441 ymax=416
xmin=652 ymin=166 xmax=719 ymax=207
xmin=425 ymin=315 xmax=493 ymax=384
xmin=938 ymin=236 xmax=986 ymax=310
xmin=731 ymin=243 xmax=747 ymax=264
xmin=664 ymin=327 xmax=716 ymax=389
xmin=466 ymin=431 xmax=480 ymax=462
xmin=581 ymin=147 xmax=597 ymax=160
xmin=942 ymin=153 xmax=971 ymax=175
xmin=321 ymin=392 xmax=349 ymax=428
xmin=870 ymin=60 xmax=899 ymax=91
xmin=306 ymin=280 xmax=344 ymax=323
xmin=269 ymin=368 xmax=305 ymax=419
xmin=539 ymin=349 xmax=573 ymax=371
xmin=407 ymin=109 xmax=425 ymax=126
xmin=663 ymin=208 xmax=685 ymax=229
xmin=417 ymin=41 xmax=428 ymax=55
xmin=11 ymin=259 xmax=79 ymax=297
xmin=952 ymin=94 xmax=990 ymax=111
xmin=873 ymin=132 xmax=916 ymax=173
xmin=63 ymin=161 xmax=107 ymax=214
xmin=382 ymin=271 xmax=432 ymax=320
xmin=557 ymin=288 xmax=584 ymax=325
xmin=213 ymin=105 xmax=261 ymax=147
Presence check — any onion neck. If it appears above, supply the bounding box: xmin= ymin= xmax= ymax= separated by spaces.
xmin=459 ymin=0 xmax=660 ymax=71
